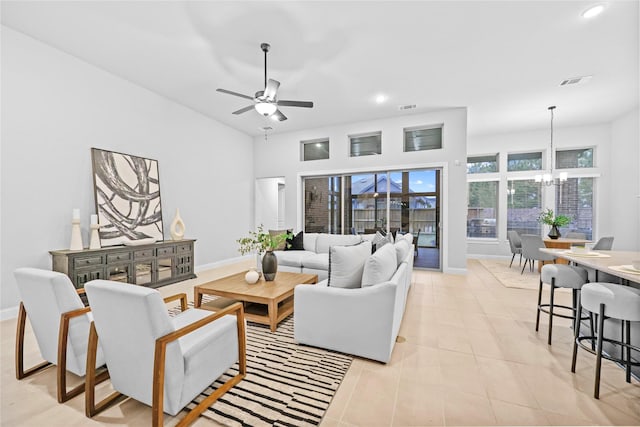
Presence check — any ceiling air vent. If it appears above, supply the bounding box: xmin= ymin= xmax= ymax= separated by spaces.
xmin=560 ymin=75 xmax=592 ymax=86
xmin=398 ymin=104 xmax=417 ymax=111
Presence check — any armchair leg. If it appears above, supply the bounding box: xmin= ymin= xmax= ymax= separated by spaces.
xmin=85 ymin=322 xmax=125 ymax=418
xmin=57 ymin=310 xmax=110 ymax=403
xmin=15 ymin=303 xmax=52 ymax=379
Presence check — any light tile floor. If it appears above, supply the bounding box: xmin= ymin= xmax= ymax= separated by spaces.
xmin=1 ymin=259 xmax=638 ymax=426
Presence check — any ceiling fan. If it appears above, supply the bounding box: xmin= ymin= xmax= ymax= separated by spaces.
xmin=216 ymin=43 xmax=314 ymax=122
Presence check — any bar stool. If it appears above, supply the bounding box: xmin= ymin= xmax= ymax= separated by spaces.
xmin=571 ymin=282 xmax=640 ymax=398
xmin=536 ymin=264 xmax=592 ymax=345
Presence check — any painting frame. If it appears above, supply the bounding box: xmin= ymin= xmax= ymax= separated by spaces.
xmin=91 ymin=148 xmax=164 ymax=247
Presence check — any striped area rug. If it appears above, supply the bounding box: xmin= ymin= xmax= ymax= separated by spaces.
xmin=170 ymin=302 xmax=353 ymax=426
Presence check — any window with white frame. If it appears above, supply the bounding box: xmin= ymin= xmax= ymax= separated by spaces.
xmin=507 ymin=152 xmax=543 ymax=171
xmin=349 ymin=132 xmax=381 ymax=157
xmin=506 ymin=179 xmax=542 ymax=235
xmin=467 ymin=181 xmax=498 ymax=238
xmin=403 ymin=125 xmax=442 ymax=152
xmin=301 ymin=138 xmax=329 ymax=161
xmin=556 ymin=148 xmax=593 ymax=168
xmin=467 ymin=154 xmax=499 ymax=174
xmin=556 ymin=177 xmax=593 ymax=240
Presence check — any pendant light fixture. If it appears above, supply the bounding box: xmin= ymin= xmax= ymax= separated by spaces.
xmin=535 ymin=106 xmax=568 ymax=186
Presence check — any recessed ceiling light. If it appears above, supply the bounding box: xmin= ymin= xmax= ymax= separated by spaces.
xmin=375 ymin=94 xmax=387 ymax=104
xmin=582 ymin=4 xmax=605 ymax=19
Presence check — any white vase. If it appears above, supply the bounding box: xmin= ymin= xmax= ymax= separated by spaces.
xmin=245 ymin=269 xmax=260 ymax=284
xmin=69 ymin=218 xmax=84 ymax=251
xmin=170 ymin=208 xmax=185 ymax=240
xmin=89 ymin=223 xmax=101 ymax=249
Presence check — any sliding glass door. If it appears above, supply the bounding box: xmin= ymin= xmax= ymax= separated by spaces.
xmin=302 ymin=168 xmax=441 ymax=269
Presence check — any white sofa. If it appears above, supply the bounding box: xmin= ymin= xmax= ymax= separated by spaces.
xmin=293 ymin=234 xmax=414 ymax=363
xmin=276 ymin=233 xmax=365 ymax=281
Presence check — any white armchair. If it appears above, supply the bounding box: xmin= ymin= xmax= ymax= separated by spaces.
xmin=84 ymin=279 xmax=246 ymax=427
xmin=13 ymin=268 xmax=108 ymax=402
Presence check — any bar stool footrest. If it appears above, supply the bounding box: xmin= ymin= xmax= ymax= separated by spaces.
xmin=538 ymin=303 xmax=589 ymax=321
xmin=576 ymin=336 xmax=640 ymax=366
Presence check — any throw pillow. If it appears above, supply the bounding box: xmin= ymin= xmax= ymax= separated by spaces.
xmin=315 ymin=234 xmax=362 ymax=254
xmin=268 ymin=229 xmax=291 ymax=251
xmin=372 ymin=231 xmax=386 ymax=246
xmin=372 ymin=231 xmax=391 ymax=253
xmin=387 ymin=231 xmax=395 ymax=244
xmin=327 ymin=241 xmax=372 ymax=289
xmin=394 ymin=239 xmax=410 ymax=266
xmin=285 ymin=231 xmax=304 ymax=251
xmin=361 ymin=243 xmax=398 ymax=287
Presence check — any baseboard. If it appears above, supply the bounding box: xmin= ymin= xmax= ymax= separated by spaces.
xmin=1 ymin=305 xmax=19 ymax=321
xmin=443 ymin=267 xmax=467 ymax=275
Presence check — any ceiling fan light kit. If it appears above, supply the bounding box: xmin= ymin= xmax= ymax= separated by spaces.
xmin=255 ymin=102 xmax=277 ymax=116
xmin=216 ymin=42 xmax=314 ymax=122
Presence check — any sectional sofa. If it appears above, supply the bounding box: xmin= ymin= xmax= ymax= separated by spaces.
xmin=291 ymin=233 xmax=414 ymax=363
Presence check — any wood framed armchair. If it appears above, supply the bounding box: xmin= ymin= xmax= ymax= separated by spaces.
xmin=84 ymin=279 xmax=246 ymax=427
xmin=14 ymin=268 xmax=108 ymax=403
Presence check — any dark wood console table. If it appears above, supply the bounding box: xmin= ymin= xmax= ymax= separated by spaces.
xmin=50 ymin=239 xmax=196 ymax=289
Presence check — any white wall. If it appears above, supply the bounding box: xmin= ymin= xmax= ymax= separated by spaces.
xmin=467 ymin=115 xmax=639 ymax=257
xmin=251 ymin=108 xmax=468 ymax=273
xmin=0 ymin=27 xmax=254 ymax=316
xmin=609 ymin=108 xmax=640 ymax=251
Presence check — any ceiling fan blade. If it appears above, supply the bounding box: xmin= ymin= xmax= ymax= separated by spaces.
xmin=271 ymin=110 xmax=287 ymax=122
xmin=217 ymin=88 xmax=254 ymax=101
xmin=263 ymin=79 xmax=280 ymax=101
xmin=232 ymin=105 xmax=255 ymax=115
xmin=277 ymin=100 xmax=314 ymax=108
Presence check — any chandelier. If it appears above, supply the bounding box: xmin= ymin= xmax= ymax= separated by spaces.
xmin=535 ymin=106 xmax=568 ymax=186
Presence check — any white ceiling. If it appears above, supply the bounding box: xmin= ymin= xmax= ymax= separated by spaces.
xmin=2 ymin=1 xmax=638 ymax=137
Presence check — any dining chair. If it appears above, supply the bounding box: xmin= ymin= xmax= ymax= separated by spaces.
xmin=592 ymin=236 xmax=614 ymax=250
xmin=506 ymin=230 xmax=523 ymax=268
xmin=520 ymin=234 xmax=556 ymax=274
xmin=84 ymin=279 xmax=246 ymax=427
xmin=13 ymin=268 xmax=108 ymax=403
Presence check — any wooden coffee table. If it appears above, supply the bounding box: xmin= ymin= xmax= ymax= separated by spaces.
xmin=194 ymin=271 xmax=318 ymax=332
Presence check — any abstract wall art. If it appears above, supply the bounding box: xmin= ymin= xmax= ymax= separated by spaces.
xmin=91 ymin=148 xmax=164 ymax=246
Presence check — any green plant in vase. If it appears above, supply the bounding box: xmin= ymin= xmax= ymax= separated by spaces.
xmin=537 ymin=208 xmax=571 ymax=239
xmin=237 ymin=225 xmax=293 ymax=281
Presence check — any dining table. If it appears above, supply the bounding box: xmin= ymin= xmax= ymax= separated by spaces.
xmin=539 ymin=248 xmax=640 ymax=284
xmin=539 ymin=248 xmax=640 ymax=379
xmin=539 ymin=237 xmax=593 ymax=271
